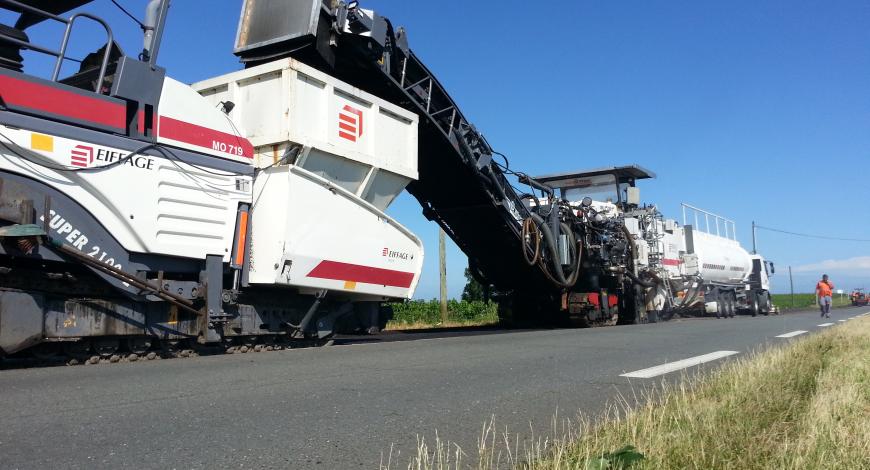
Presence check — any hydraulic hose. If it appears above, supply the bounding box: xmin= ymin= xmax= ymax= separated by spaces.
xmin=528 ymin=213 xmax=581 ymax=288
xmin=677 ymin=276 xmax=702 ymax=309
xmin=620 ymin=225 xmax=639 ymax=272
xmin=623 ymin=269 xmax=658 ymax=288
xmin=618 ymin=224 xmax=660 ymax=290
xmin=294 ymin=290 xmax=327 ymax=336
xmin=521 ymin=217 xmax=541 ymax=266
xmin=529 ymin=213 xmax=567 ymax=285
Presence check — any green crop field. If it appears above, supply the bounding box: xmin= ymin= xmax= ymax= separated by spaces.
xmin=386 ymin=300 xmax=499 ymax=330
xmin=771 ymin=293 xmax=853 ymax=311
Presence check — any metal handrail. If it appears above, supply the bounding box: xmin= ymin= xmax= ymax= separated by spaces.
xmin=681 ymin=203 xmax=736 ymax=240
xmin=0 ymin=1 xmax=115 ymax=93
xmin=51 ymin=13 xmax=114 ymax=93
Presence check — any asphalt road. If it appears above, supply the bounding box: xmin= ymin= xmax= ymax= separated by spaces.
xmin=1 ymin=306 xmax=867 ymax=469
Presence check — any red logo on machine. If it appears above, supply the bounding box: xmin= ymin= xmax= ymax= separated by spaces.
xmin=338 ymin=105 xmax=364 ymax=142
xmin=70 ymin=144 xmax=94 ymax=168
xmin=382 ymin=247 xmax=412 ymax=260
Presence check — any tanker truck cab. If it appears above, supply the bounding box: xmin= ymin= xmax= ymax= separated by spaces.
xmin=749 ymin=256 xmax=773 ymax=292
xmin=747 ymin=255 xmax=774 ymax=314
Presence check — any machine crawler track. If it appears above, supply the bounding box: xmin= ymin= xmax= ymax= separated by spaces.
xmin=1 ymin=335 xmax=337 ymax=369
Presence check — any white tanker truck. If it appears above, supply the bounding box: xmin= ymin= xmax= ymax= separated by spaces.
xmin=535 ymin=166 xmax=775 ymax=321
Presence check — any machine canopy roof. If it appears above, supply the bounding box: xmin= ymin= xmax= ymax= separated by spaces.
xmin=533 ymin=165 xmax=655 ymax=190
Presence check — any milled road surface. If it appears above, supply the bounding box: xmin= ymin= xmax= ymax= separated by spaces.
xmin=1 ymin=306 xmax=867 ymax=469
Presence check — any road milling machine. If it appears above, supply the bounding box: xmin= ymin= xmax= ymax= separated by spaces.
xmin=0 ymin=0 xmax=775 ymax=361
xmin=0 ymin=0 xmax=423 ymax=359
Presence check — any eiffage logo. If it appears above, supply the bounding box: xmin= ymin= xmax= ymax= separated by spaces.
xmin=338 ymin=105 xmax=364 ymax=142
xmin=70 ymin=144 xmax=93 ymax=168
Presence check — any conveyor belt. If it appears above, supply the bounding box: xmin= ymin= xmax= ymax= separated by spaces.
xmin=236 ymin=2 xmax=561 ymax=301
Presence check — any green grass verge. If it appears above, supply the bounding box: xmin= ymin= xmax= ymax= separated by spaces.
xmin=771 ymin=293 xmax=853 ymax=311
xmin=540 ymin=317 xmax=870 ymax=469
xmin=386 ymin=300 xmax=498 ymax=330
xmin=393 ymin=317 xmax=870 ymax=469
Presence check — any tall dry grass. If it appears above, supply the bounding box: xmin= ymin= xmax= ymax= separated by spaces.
xmin=383 ymin=317 xmax=870 ymax=469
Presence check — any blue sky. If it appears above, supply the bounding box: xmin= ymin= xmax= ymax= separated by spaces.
xmin=13 ymin=0 xmax=870 ymax=297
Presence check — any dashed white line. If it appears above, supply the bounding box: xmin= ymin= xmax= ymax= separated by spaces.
xmin=776 ymin=330 xmax=808 ymax=338
xmin=817 ymin=323 xmax=834 ymax=327
xmin=839 ymin=320 xmax=847 ymax=323
xmin=620 ymin=351 xmax=739 ymax=379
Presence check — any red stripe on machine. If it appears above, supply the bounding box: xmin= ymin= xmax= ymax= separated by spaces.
xmin=0 ymin=74 xmax=126 ymax=129
xmin=158 ymin=115 xmax=253 ymax=159
xmin=307 ymin=260 xmax=415 ymax=288
xmin=662 ymin=258 xmax=682 ymax=266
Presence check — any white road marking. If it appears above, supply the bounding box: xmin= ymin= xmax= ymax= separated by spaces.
xmin=817 ymin=323 xmax=834 ymax=327
xmin=838 ymin=320 xmax=847 ymax=322
xmin=620 ymin=351 xmax=739 ymax=379
xmin=776 ymin=330 xmax=808 ymax=338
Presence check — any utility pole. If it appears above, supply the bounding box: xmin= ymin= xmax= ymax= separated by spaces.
xmin=789 ymin=265 xmax=794 ymax=308
xmin=752 ymin=221 xmax=757 ymax=254
xmin=439 ymin=228 xmax=448 ymax=323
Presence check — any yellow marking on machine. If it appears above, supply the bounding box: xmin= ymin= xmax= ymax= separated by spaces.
xmin=30 ymin=133 xmax=54 ymax=152
xmin=344 ymin=281 xmax=357 ymax=290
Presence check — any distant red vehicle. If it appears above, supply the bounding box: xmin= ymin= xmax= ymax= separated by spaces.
xmin=850 ymin=289 xmax=868 ymax=306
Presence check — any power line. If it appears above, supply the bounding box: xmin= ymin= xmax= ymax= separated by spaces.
xmin=754 ymin=224 xmax=870 ymax=243
xmin=109 ymin=0 xmax=146 ymax=29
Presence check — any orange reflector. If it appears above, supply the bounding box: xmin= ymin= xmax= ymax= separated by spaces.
xmin=30 ymin=133 xmax=54 ymax=152
xmin=344 ymin=281 xmax=357 ymax=290
xmin=234 ymin=210 xmax=249 ymax=266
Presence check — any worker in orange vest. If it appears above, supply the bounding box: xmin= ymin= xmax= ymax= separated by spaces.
xmin=816 ymin=274 xmax=834 ymax=318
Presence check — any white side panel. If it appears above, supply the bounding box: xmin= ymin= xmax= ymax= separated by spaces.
xmin=249 ymin=165 xmax=422 ymax=299
xmin=660 ymin=227 xmax=686 ymax=277
xmin=374 ymin=108 xmax=417 ymax=176
xmin=191 ymin=58 xmax=419 ymax=210
xmin=0 ymin=126 xmax=250 ymax=261
xmin=157 ymin=78 xmax=255 ymax=163
xmin=236 ymin=70 xmax=286 ymax=143
xmin=291 ymin=72 xmax=329 ymax=145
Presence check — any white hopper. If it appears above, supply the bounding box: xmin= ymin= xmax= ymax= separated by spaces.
xmin=191 ymin=59 xmax=423 ymax=299
xmin=192 ymin=58 xmax=418 ymax=211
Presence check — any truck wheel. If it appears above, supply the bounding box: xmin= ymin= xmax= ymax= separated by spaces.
xmin=731 ymin=292 xmax=738 ymax=318
xmin=759 ymin=292 xmax=772 ymax=315
xmin=729 ymin=293 xmax=737 ymax=318
xmin=750 ymin=293 xmax=759 ymax=317
xmin=715 ymin=292 xmax=725 ymax=319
